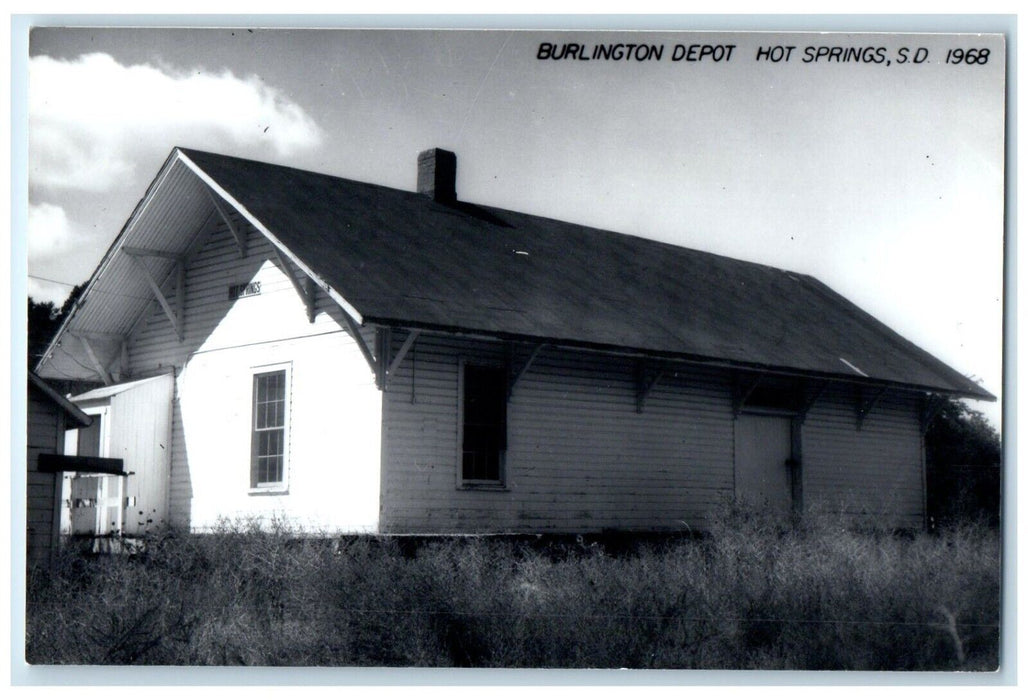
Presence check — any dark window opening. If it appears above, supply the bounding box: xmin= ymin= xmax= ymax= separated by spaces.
xmin=742 ymin=376 xmax=804 ymax=414
xmin=251 ymin=370 xmax=287 ymax=487
xmin=462 ymin=364 xmax=507 ymax=483
xmin=77 ymin=416 xmax=102 ymax=457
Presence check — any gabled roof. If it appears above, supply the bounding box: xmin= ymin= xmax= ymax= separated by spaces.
xmin=180 ymin=148 xmax=991 ymax=399
xmin=37 ymin=147 xmax=993 ymax=400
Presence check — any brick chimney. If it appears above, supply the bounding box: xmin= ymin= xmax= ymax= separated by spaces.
xmin=417 ymin=148 xmax=457 ymax=203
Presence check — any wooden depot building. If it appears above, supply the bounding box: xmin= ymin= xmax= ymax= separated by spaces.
xmin=34 ymin=147 xmax=994 ymax=535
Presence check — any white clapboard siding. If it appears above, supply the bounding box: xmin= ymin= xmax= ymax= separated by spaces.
xmin=176 ymin=330 xmax=381 ymax=532
xmin=126 ymin=214 xmax=381 ymax=532
xmin=380 ymin=333 xmax=735 ymax=533
xmin=27 ymin=387 xmax=64 ymax=566
xmin=801 ymin=384 xmax=925 ymax=529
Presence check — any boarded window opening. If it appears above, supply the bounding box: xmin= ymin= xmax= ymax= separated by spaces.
xmin=462 ymin=364 xmax=507 ymax=484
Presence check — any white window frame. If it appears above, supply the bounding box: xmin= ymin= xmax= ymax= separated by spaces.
xmin=65 ymin=405 xmax=111 ymax=458
xmin=456 ymin=357 xmax=508 ymax=490
xmin=249 ymin=362 xmax=292 ymax=494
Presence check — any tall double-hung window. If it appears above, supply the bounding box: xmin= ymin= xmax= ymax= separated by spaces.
xmin=251 ymin=367 xmax=289 ymax=489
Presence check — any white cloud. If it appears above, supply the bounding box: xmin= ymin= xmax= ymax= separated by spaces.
xmin=28 ymin=202 xmax=78 ymax=261
xmin=27 ymin=277 xmax=74 ymax=307
xmin=30 ymin=52 xmax=323 ymax=192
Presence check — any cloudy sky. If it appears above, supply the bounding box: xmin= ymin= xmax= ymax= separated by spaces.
xmin=24 ymin=27 xmax=1005 ymax=425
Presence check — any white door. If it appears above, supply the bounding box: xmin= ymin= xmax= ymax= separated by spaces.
xmin=735 ymin=414 xmax=793 ymax=514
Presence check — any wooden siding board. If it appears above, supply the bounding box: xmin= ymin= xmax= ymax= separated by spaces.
xmin=380 ymin=334 xmax=734 ymax=533
xmin=28 ymin=390 xmax=61 ymax=445
xmin=27 ymin=387 xmax=66 ymax=567
xmin=380 ymin=332 xmax=927 ymax=533
xmin=801 ymin=386 xmax=925 ymax=528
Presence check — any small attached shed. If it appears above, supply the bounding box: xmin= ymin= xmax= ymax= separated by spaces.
xmin=34 ymin=147 xmax=995 ymax=534
xmin=62 ymin=374 xmax=174 ymax=537
xmin=27 ymin=372 xmax=91 ymax=567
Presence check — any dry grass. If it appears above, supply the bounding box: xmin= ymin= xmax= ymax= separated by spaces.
xmin=25 ymin=508 xmax=1000 ymax=669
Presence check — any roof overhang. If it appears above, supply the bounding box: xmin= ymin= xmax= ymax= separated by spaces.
xmin=36 ymin=146 xmax=994 ymax=404
xmin=28 ymin=372 xmax=92 ymax=427
xmin=34 ymin=148 xmax=366 ymax=384
xmin=35 ymin=150 xmax=205 ymax=382
xmin=365 ymin=316 xmax=997 ymax=402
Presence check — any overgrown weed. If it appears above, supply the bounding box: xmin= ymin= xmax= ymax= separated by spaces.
xmin=26 ymin=506 xmax=1000 ymax=669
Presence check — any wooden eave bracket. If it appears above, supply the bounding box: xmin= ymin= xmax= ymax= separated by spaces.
xmin=69 ymin=333 xmax=114 ymax=386
xmin=378 ymin=329 xmax=421 ymax=390
xmin=856 ymin=385 xmax=888 ymax=431
xmin=206 ymin=187 xmax=247 ymax=257
xmin=125 ymin=250 xmax=184 ymax=342
xmin=272 ymin=246 xmax=316 ymax=323
xmin=733 ymin=371 xmax=764 ymax=418
xmin=341 ymin=313 xmax=378 ymax=383
xmin=636 ymin=360 xmax=665 ymax=413
xmin=920 ymin=393 xmax=948 ymax=435
xmin=797 ymin=380 xmax=829 ymax=424
xmin=509 ymin=343 xmax=546 ymax=401
xmin=375 ymin=327 xmax=392 ymax=389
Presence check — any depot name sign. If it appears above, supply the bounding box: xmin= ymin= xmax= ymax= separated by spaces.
xmin=537 ymin=42 xmax=736 ymax=63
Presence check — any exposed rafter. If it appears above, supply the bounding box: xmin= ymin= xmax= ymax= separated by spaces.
xmin=206 ymin=187 xmax=248 ymax=257
xmin=126 ymin=253 xmax=182 ymax=341
xmin=509 ymin=343 xmax=546 ymax=400
xmin=857 ymin=385 xmax=888 ymax=430
xmin=67 ymin=329 xmax=126 ymax=341
xmin=121 ymin=246 xmax=182 ymax=261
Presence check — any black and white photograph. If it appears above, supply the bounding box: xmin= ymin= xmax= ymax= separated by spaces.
xmin=18 ymin=20 xmax=1006 ymax=675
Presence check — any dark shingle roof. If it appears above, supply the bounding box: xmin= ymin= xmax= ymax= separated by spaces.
xmin=180 ymin=148 xmax=991 ymax=399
